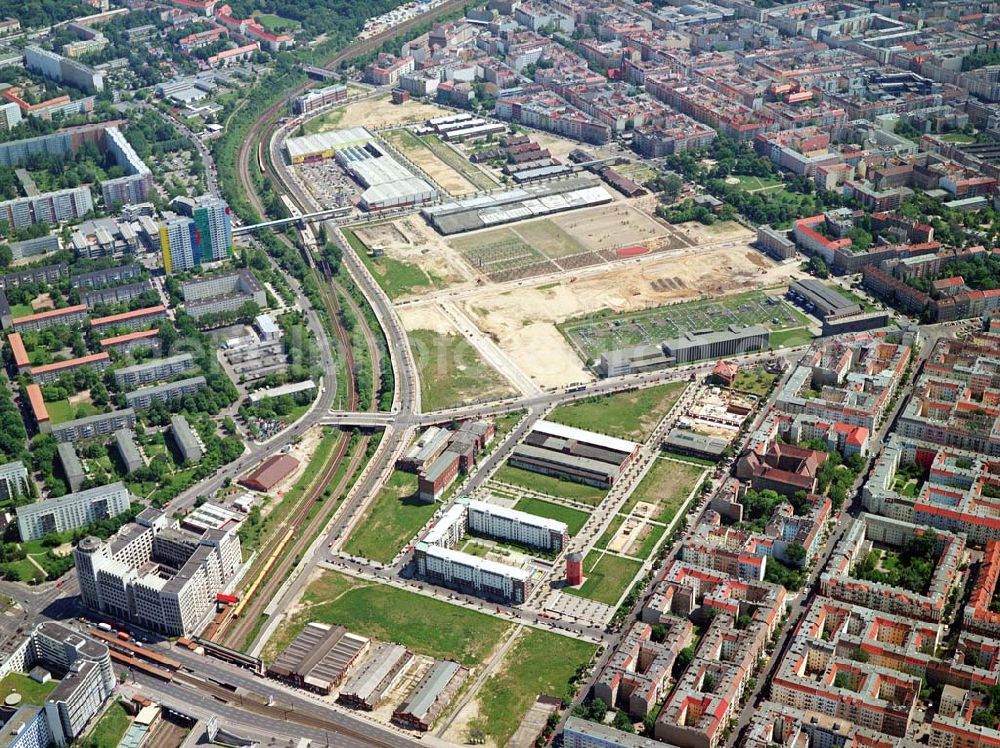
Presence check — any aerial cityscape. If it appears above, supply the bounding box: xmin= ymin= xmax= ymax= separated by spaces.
xmin=0 ymin=0 xmax=996 ymax=746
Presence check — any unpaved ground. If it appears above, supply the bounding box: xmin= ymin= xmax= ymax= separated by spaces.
xmin=317 ymin=95 xmax=458 ymax=131
xmin=675 ymin=219 xmax=754 ymax=244
xmin=521 ymin=129 xmax=622 ymax=163
xmin=460 ymin=244 xmax=802 ymax=388
xmin=31 ymin=293 xmax=55 ymax=311
xmin=373 ymin=216 xmax=476 ymax=288
xmin=398 ymin=304 xmax=457 ymax=335
xmin=257 ymin=425 xmax=324 ymax=520
xmin=607 ymin=517 xmax=655 ymax=557
xmin=383 ymin=129 xmax=475 ymax=196
xmin=550 ymin=203 xmax=670 ymax=253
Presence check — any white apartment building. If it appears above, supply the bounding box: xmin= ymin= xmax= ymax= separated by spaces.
xmin=462 ymin=498 xmax=568 ymax=552
xmin=16 ymin=482 xmax=130 ymax=541
xmin=113 ymin=353 xmax=195 ymax=388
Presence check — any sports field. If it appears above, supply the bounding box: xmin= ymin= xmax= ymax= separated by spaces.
xmin=621 ymin=458 xmax=706 ymax=523
xmin=565 ymin=551 xmax=642 ymax=606
xmin=408 ymin=329 xmax=516 ymax=410
xmin=559 ymin=289 xmax=812 ymax=361
xmin=547 ymin=381 xmax=686 ymax=442
xmin=264 ymin=571 xmax=509 ymax=665
xmin=341 ymin=470 xmax=434 ymax=563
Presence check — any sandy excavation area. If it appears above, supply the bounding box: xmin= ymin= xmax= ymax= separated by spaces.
xmin=460 ymin=244 xmax=804 ymax=388
xmin=316 ymin=95 xmax=458 ymax=131
xmin=356 ymin=217 xmax=477 ymax=289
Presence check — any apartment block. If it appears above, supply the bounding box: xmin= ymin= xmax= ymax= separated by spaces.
xmin=180 ymin=269 xmax=264 ymax=319
xmin=113 ymin=353 xmax=194 ymax=388
xmin=90 ymin=305 xmax=167 ymax=334
xmin=12 ymin=305 xmax=88 ymax=334
xmin=125 ymin=376 xmax=207 ymax=410
xmin=51 ymin=409 xmax=137 ymax=444
xmin=16 ymin=482 xmax=131 ymax=541
xmin=821 ymin=514 xmax=963 ymax=623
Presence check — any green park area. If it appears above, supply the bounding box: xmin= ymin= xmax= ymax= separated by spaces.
xmin=82 ymin=701 xmax=132 ymax=748
xmin=493 ymin=464 xmax=607 ymax=506
xmin=732 ymin=368 xmax=778 ymax=397
xmin=512 ymin=496 xmax=590 ymax=535
xmin=566 ymin=551 xmax=643 ymax=606
xmin=263 ymin=571 xmax=510 ymax=666
xmin=471 ymin=629 xmax=595 ymax=745
xmin=547 ymin=381 xmax=687 ymax=443
xmin=621 ymin=458 xmax=706 ymax=523
xmin=408 ymin=329 xmax=516 ymax=411
xmin=342 ymin=470 xmax=434 ymax=563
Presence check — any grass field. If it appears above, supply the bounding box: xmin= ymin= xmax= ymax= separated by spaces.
xmin=265 ymin=571 xmax=509 ymax=665
xmin=514 ymin=218 xmax=587 ymax=259
xmin=408 ymin=329 xmax=516 ymax=411
xmin=770 ymin=327 xmax=815 ymax=349
xmin=9 ymin=303 xmax=32 ymax=317
xmin=512 ymin=497 xmax=590 ymax=535
xmin=622 ymin=458 xmax=705 ymax=522
xmin=253 ymin=12 xmax=299 ymax=31
xmin=729 ymin=174 xmax=784 ymax=193
xmin=493 ymin=464 xmax=606 ymax=506
xmin=342 ymin=471 xmax=434 ymax=563
xmin=0 ymin=672 xmax=57 ymax=704
xmin=304 ymin=107 xmax=345 ymax=134
xmin=473 ymin=629 xmax=595 ymax=745
xmin=560 ymin=290 xmax=809 ymax=361
xmin=423 ymin=135 xmax=499 ymax=191
xmin=939 ymin=132 xmax=977 ymax=144
xmin=44 ymin=399 xmax=100 ymax=425
xmin=596 ymin=515 xmax=625 ymax=548
xmin=344 ymin=228 xmax=440 ymax=299
xmin=547 ymin=381 xmax=687 ymax=443
xmin=566 ymin=551 xmax=642 ymax=606
xmin=84 ymin=701 xmax=132 ymax=747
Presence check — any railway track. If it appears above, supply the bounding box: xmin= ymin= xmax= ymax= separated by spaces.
xmin=172 ymin=672 xmax=398 ymax=748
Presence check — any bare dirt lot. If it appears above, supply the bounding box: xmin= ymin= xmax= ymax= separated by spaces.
xmin=376 ymin=216 xmax=477 ymax=288
xmin=313 ymin=95 xmax=458 ymax=131
xmin=460 ymin=244 xmax=803 ymax=387
xmin=382 ymin=128 xmax=475 ymax=196
xmin=549 ymin=203 xmax=675 ymax=253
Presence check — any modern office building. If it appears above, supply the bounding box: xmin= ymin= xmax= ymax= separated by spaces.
xmin=113 ymin=353 xmax=194 ymax=388
xmin=0 ymin=622 xmax=116 ymax=747
xmin=292 ymin=83 xmax=348 ymax=115
xmin=125 ymin=376 xmax=207 ymax=410
xmin=16 ymin=482 xmax=130 ymax=541
xmin=74 ymin=508 xmax=242 ymax=636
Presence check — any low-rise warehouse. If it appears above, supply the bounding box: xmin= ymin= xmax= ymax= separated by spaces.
xmin=337 ymin=643 xmax=413 ymax=711
xmin=392 ymin=660 xmax=464 ymax=732
xmin=510 ymin=420 xmax=639 ymax=488
xmin=788 ymin=279 xmax=862 ymax=320
xmin=240 ymin=454 xmax=300 ymax=492
xmin=267 ymin=622 xmax=369 ymax=694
